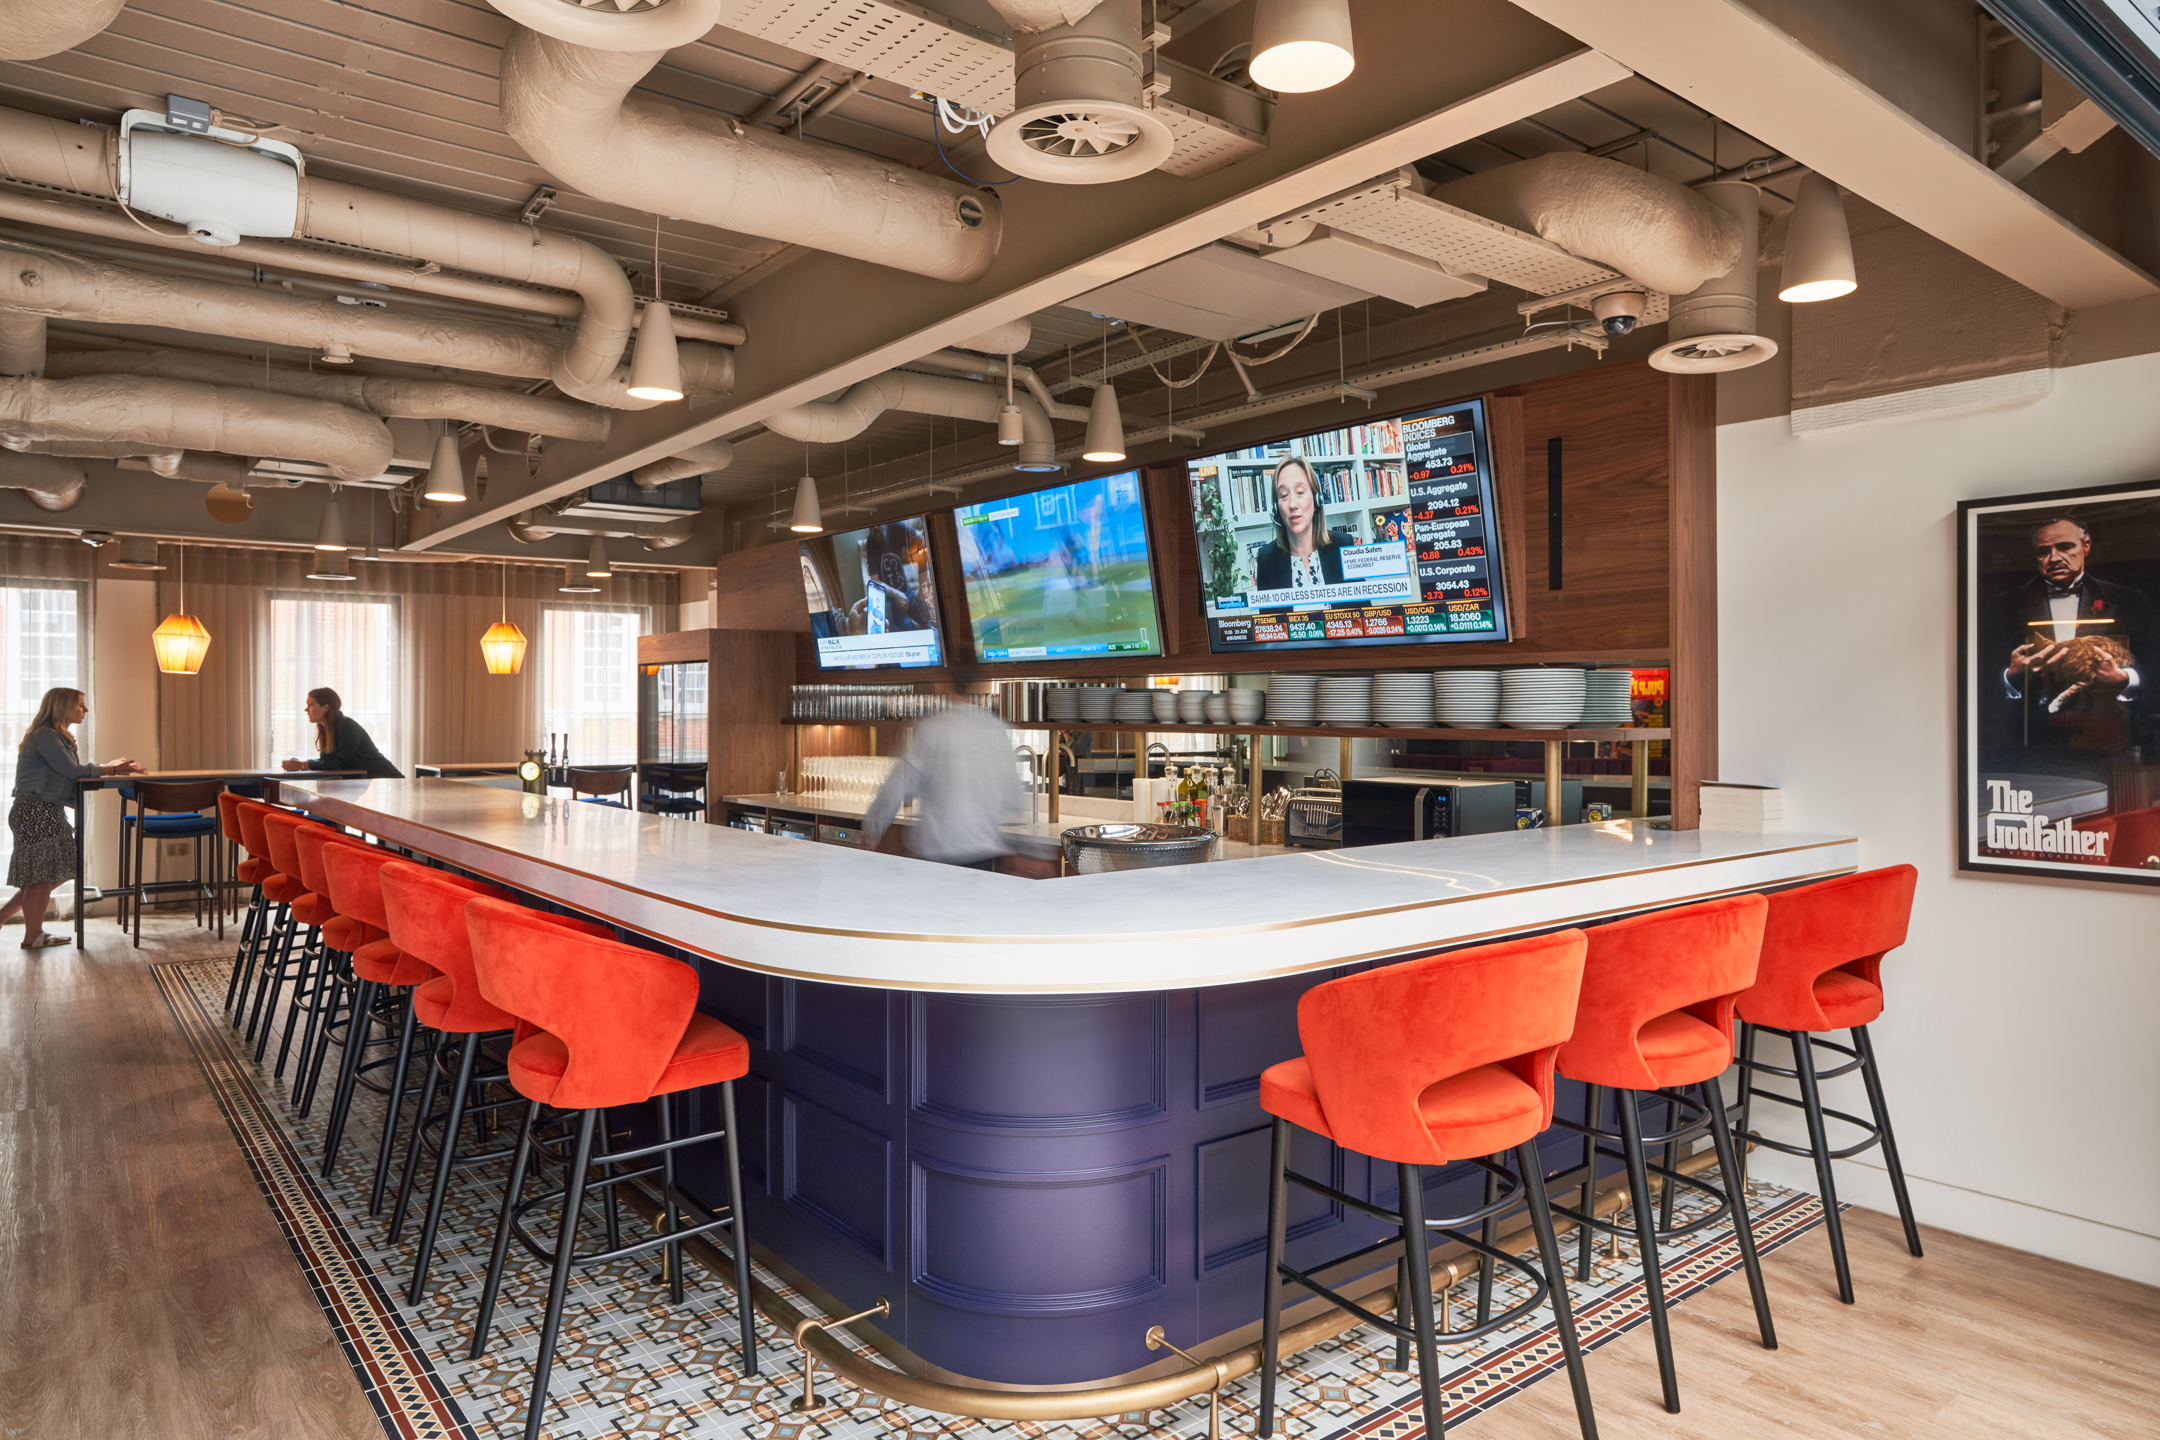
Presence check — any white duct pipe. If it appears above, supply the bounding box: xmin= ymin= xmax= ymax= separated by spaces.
xmin=0 ymin=313 xmax=44 ymax=375
xmin=143 ymin=451 xmax=255 ymax=485
xmin=0 ymin=375 xmax=391 ymax=482
xmin=632 ymin=439 xmax=734 ymax=491
xmin=986 ymin=0 xmax=1109 ymax=31
xmin=953 ymin=321 xmax=1035 ymax=356
xmin=507 ymin=511 xmax=696 ymax=550
xmin=1430 ymin=152 xmax=1745 ymax=298
xmin=482 ymin=0 xmax=720 ymax=50
xmin=1651 ymin=179 xmax=1774 ymax=373
xmin=498 ymin=28 xmax=1002 ymax=285
xmin=0 ymin=187 xmax=743 ymax=345
xmin=0 ymin=0 xmax=124 ymax=61
xmin=905 ymin=348 xmax=1090 ymax=421
xmin=0 ymin=241 xmax=734 ymax=397
xmin=44 ymin=350 xmax=611 ymax=442
xmin=0 ymin=450 xmax=87 ymax=510
xmin=764 ymin=370 xmax=1059 ymax=468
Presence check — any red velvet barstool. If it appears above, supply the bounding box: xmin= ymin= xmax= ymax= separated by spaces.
xmin=378 ymin=860 xmax=607 ymax=1303
xmin=235 ymin=801 xmax=307 ymax=1046
xmin=257 ymin=811 xmax=339 ymax=1078
xmin=318 ymin=840 xmax=430 ymax=1186
xmin=1734 ymin=864 xmax=1923 ymax=1304
xmin=288 ymin=826 xmax=376 ymax=1115
xmin=220 ymin=791 xmax=273 ymax=1017
xmin=1256 ymin=930 xmax=1599 ymax=1440
xmin=464 ymin=897 xmax=759 ymax=1440
xmin=1550 ymin=893 xmax=1777 ymax=1414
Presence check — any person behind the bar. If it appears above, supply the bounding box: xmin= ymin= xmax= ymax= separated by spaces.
xmin=279 ymin=687 xmax=403 ymax=778
xmin=861 ymin=700 xmax=1023 ymax=870
xmin=2 ymin=687 xmax=144 ymax=949
xmin=1252 ymin=457 xmax=1354 ymax=591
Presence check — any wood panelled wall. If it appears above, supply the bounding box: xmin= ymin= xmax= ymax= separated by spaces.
xmin=715 ymin=359 xmax=1719 ymax=821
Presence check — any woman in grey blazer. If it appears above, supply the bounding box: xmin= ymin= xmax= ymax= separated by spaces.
xmin=3 ymin=687 xmax=144 ymax=948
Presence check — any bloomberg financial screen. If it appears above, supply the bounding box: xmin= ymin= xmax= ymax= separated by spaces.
xmin=1188 ymin=398 xmax=1508 ymax=654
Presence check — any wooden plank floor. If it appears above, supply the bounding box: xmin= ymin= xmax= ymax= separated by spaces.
xmin=3 ymin=914 xmax=2157 ymax=1440
xmin=0 ymin=914 xmax=379 ymax=1440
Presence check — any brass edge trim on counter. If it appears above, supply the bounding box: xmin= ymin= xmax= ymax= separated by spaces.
xmin=285 ymin=784 xmax=1853 ymax=951
xmin=619 ymin=1148 xmax=1728 ymax=1419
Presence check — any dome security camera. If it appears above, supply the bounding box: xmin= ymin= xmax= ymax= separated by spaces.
xmin=1593 ymin=291 xmax=1648 ymax=337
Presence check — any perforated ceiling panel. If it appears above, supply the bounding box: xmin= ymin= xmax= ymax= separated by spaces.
xmin=1280 ymin=177 xmax=1619 ymax=296
xmin=719 ymin=0 xmax=1016 ymax=113
xmin=1157 ymin=100 xmax=1267 ymax=178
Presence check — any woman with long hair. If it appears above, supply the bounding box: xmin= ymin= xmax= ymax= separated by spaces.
xmin=1252 ymin=457 xmax=1352 ymax=590
xmin=2 ymin=687 xmax=143 ymax=948
xmin=278 ymin=687 xmax=402 ymax=778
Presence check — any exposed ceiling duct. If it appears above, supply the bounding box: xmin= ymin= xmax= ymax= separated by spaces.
xmin=0 ymin=313 xmax=43 ymax=375
xmin=0 ymin=449 xmax=87 ymax=510
xmin=497 ymin=27 xmax=1002 ymax=284
xmin=0 ymin=0 xmax=124 ymax=61
xmin=632 ymin=439 xmax=735 ymax=492
xmin=482 ymin=0 xmax=722 ymax=50
xmin=1649 ymin=178 xmax=1776 ymax=374
xmin=44 ymin=351 xmax=613 ymax=443
xmin=987 ymin=0 xmax=1108 ymax=32
xmin=506 ymin=511 xmax=697 ymax=551
xmin=762 ymin=371 xmax=1061 ymax=471
xmin=0 ymin=375 xmax=392 ymax=482
xmin=984 ymin=0 xmax=1174 ymax=185
xmin=1428 ymin=152 xmax=1746 ymax=298
xmin=0 ymin=242 xmax=733 ymax=401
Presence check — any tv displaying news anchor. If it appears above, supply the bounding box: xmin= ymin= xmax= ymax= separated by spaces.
xmin=1252 ymin=458 xmax=1358 ymax=590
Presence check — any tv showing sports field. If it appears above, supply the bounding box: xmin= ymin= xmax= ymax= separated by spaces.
xmin=798 ymin=516 xmax=946 ymax=670
xmin=953 ymin=471 xmax=1163 ymax=662
xmin=1184 ymin=397 xmax=1510 ymax=654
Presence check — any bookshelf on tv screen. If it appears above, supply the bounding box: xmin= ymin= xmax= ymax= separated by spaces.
xmin=1184 ymin=397 xmax=1509 ymax=654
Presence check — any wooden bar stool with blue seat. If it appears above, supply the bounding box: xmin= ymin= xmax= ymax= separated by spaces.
xmin=121 ymin=779 xmax=225 ymax=948
xmin=1547 ymin=893 xmax=1778 ymax=1414
xmin=464 ymin=896 xmax=759 ymax=1440
xmin=1256 ymin=929 xmax=1600 ymax=1440
xmin=1734 ymin=864 xmax=1924 ymax=1303
xmin=566 ymin=765 xmax=634 ymax=807
xmin=379 ymin=860 xmax=615 ymax=1302
xmin=639 ymin=763 xmax=707 ymax=820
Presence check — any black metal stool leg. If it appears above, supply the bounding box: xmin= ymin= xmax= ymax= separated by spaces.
xmin=1734 ymin=1023 xmax=1757 ymax=1190
xmin=1475 ymin=1163 xmax=1497 ymax=1325
xmin=1659 ymin=1094 xmax=1682 ymax=1233
xmin=369 ymin=1000 xmax=422 ymax=1215
xmin=244 ymin=904 xmax=291 ymax=1043
xmin=1702 ymin=1079 xmax=1777 ymax=1350
xmin=1257 ymin=1115 xmax=1290 ymax=1438
xmin=1790 ymin=1028 xmax=1855 ymax=1304
xmin=1392 ymin=1257 xmax=1412 ymax=1372
xmin=1616 ymin=1094 xmax=1679 ymax=1412
xmin=1516 ymin=1142 xmax=1600 ymax=1440
xmin=468 ymin=1097 xmax=542 ymax=1360
xmin=407 ymin=1030 xmax=480 ymax=1303
xmin=271 ymin=927 xmax=321 ymax=1078
xmin=320 ymin=977 xmax=378 ymax=1173
xmin=389 ymin=1028 xmax=447 ymax=1241
xmin=659 ymin=1095 xmax=685 ymax=1304
xmin=1852 ymin=1024 xmax=1924 ymax=1258
xmin=291 ymin=944 xmax=341 ymax=1106
xmin=295 ymin=956 xmax=348 ymax=1117
xmin=1577 ymin=1083 xmax=1602 ymax=1281
xmin=522 ymin=1107 xmax=599 ymax=1440
xmin=720 ymin=1079 xmax=758 ymax=1376
xmin=224 ymin=890 xmax=262 ymax=1013
xmin=1396 ymin=1162 xmax=1446 ymax=1439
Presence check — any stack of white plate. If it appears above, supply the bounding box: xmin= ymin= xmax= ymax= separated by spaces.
xmin=1113 ymin=689 xmax=1157 ymax=723
xmin=1434 ymin=669 xmax=1501 ymax=727
xmin=1227 ymin=688 xmax=1266 ymax=724
xmin=1581 ymin=670 xmax=1634 ymax=725
xmin=1045 ymin=686 xmax=1083 ymax=722
xmin=1151 ymin=689 xmax=1181 ymax=723
xmin=1499 ymin=668 xmax=1587 ymax=729
xmin=1266 ymin=673 xmax=1319 ymax=725
xmin=1373 ymin=671 xmax=1436 ymax=727
xmin=1317 ymin=673 xmax=1374 ymax=727
xmin=1177 ymin=690 xmax=1210 ymax=724
xmin=1079 ymin=688 xmax=1116 ymax=723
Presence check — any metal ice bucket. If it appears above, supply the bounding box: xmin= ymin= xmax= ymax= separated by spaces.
xmin=1060 ymin=823 xmax=1218 ymax=874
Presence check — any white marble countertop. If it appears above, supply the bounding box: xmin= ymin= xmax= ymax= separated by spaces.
xmin=718 ymin=792 xmax=1297 ymax=862
xmin=281 ymin=778 xmax=1858 ymax=995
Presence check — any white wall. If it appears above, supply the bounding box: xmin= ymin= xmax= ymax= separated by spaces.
xmin=1719 ymin=352 xmax=2160 ymax=1283
xmin=85 ymin=578 xmax=162 ymax=899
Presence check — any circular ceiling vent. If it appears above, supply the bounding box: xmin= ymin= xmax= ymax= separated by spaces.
xmin=485 ymin=0 xmax=720 ymax=51
xmin=1649 ymin=333 xmax=1779 ymax=373
xmin=987 ymin=100 xmax=1173 ymax=183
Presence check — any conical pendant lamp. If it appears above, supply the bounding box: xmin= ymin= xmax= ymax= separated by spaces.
xmin=480 ymin=561 xmax=527 ymax=675
xmin=586 ymin=535 xmax=613 ymax=579
xmin=1083 ymin=384 xmax=1126 ymax=462
xmin=627 ymin=303 xmax=685 ymax=402
xmin=1778 ymin=173 xmax=1858 ymax=303
xmin=789 ymin=473 xmax=824 ymax=533
xmin=152 ymin=545 xmax=212 ymax=675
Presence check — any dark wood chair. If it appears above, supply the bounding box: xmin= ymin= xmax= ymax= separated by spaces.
xmin=565 ymin=765 xmax=635 ymax=808
xmin=639 ymin=763 xmax=707 ymax=821
xmin=125 ymin=780 xmax=225 ymax=948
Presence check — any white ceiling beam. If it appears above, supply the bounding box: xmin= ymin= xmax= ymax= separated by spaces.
xmin=1506 ymin=0 xmax=2157 ymax=309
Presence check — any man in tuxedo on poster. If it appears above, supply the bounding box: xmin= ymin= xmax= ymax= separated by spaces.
xmin=1987 ymin=515 xmax=2157 ymax=757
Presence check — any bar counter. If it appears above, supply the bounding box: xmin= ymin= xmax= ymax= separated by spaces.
xmin=279 ymin=777 xmax=1856 ymax=1396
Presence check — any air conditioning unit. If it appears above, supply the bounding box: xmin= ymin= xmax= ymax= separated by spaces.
xmin=555 ymin=476 xmax=703 ymax=521
xmin=116 ymin=109 xmax=303 ymax=247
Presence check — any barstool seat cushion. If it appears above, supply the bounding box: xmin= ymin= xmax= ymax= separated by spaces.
xmin=383 ymin=862 xmax=604 ymax=1036
xmin=412 ymin=973 xmax=488 ymax=1032
xmin=236 ymin=856 xmax=270 ymax=885
xmin=353 ymin=936 xmax=431 ymax=987
xmin=289 ymin=891 xmax=337 ymax=928
xmin=510 ymin=1012 xmax=749 ymax=1104
xmin=325 ymin=915 xmax=382 ymax=953
xmin=131 ymin=813 xmax=218 ymax=837
xmin=1261 ymin=1055 xmax=1545 ymax=1161
xmin=1633 ymin=1010 xmax=1733 ymax=1085
xmin=1736 ymin=866 xmax=1917 ymax=1033
xmin=260 ymin=872 xmax=303 ymax=904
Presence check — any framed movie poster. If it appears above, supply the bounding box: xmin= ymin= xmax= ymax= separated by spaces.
xmin=1959 ymin=480 xmax=2160 ymax=884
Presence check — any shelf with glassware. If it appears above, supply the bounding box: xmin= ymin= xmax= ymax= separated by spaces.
xmin=1036 ymin=722 xmax=1672 ymax=828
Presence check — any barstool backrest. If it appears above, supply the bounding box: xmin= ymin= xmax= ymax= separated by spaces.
xmin=1561 ymin=893 xmax=1768 ymax=1091
xmin=217 ymin=791 xmax=246 ymax=847
xmin=566 ymin=765 xmax=634 ymax=799
xmin=379 ymin=860 xmax=547 ymax=1031
xmin=235 ymin=800 xmax=283 ymax=864
xmin=1294 ymin=929 xmax=1588 ymax=1166
xmin=293 ymin=824 xmax=366 ymax=900
xmin=467 ymin=896 xmax=698 ymax=1109
xmin=322 ymin=843 xmax=400 ymax=931
xmin=261 ymin=810 xmax=309 ymax=882
xmin=1742 ymin=865 xmax=1917 ymax=1031
xmin=133 ymin=779 xmax=220 ymax=816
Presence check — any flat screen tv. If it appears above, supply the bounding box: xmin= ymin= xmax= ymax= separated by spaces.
xmin=798 ymin=516 xmax=947 ymax=671
xmin=953 ymin=471 xmax=1163 ymax=662
xmin=1184 ymin=397 xmax=1509 ymax=654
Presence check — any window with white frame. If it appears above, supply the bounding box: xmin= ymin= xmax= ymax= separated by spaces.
xmin=267 ymin=593 xmax=402 ymax=767
xmin=0 ymin=580 xmax=87 ymax=872
xmin=542 ymin=605 xmax=641 ymax=763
